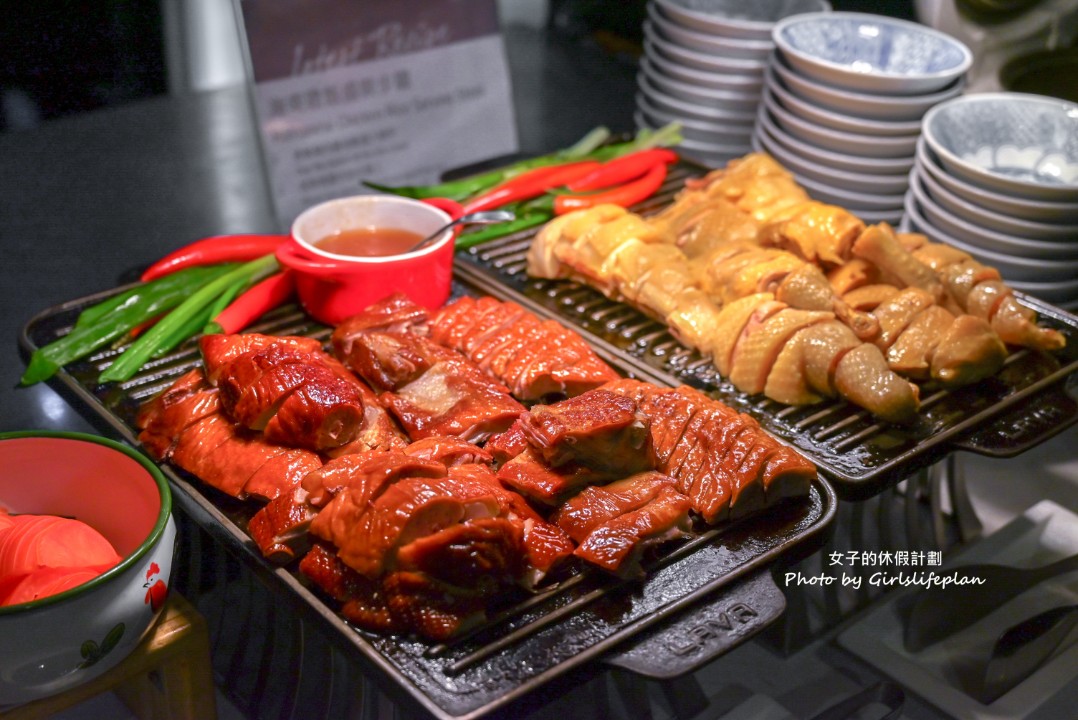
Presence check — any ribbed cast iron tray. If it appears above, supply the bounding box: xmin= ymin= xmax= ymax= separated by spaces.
xmin=455 ymin=162 xmax=1078 ymax=500
xmin=20 ymin=275 xmax=836 ymax=720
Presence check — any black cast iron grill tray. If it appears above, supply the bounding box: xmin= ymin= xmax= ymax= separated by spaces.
xmin=20 ymin=275 xmax=836 ymax=720
xmin=454 ymin=161 xmax=1078 ymax=499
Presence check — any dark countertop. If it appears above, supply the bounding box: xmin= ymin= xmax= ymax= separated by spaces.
xmin=1 ymin=87 xmax=275 ymax=432
xmin=0 ymin=26 xmax=638 ymax=436
xmin=2 ymin=23 xmax=1075 ymax=720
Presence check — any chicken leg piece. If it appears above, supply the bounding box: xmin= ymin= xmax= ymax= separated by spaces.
xmin=764 ymin=319 xmax=920 ymax=423
xmin=965 ymin=281 xmax=1066 ymax=352
xmin=852 ymin=224 xmax=944 ymax=302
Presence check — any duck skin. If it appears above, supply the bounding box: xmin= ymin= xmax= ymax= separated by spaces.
xmin=429 ymin=296 xmax=621 ymax=400
xmin=167 ymin=413 xmax=316 ymax=500
xmin=339 ymin=329 xmax=525 ymax=443
xmin=201 ymin=334 xmax=368 ymax=452
xmin=572 ymin=486 xmax=693 ymax=578
xmin=299 ymin=541 xmax=494 ymax=641
xmin=447 ymin=463 xmax=576 ymax=586
xmin=302 ymin=470 xmax=539 ymax=639
xmin=329 ymin=292 xmax=431 ymax=356
xmin=199 ymin=333 xmax=324 ymax=383
xmin=551 ymin=471 xmax=679 ymax=543
xmin=137 ymin=368 xmax=322 ymax=501
xmin=249 ymin=450 xmax=447 ymax=562
xmin=321 ymin=374 xmax=409 ymax=458
xmin=135 ymin=368 xmax=222 ymax=460
xmin=602 ymin=379 xmax=816 ymax=519
xmin=496 ymin=446 xmax=612 ymax=507
xmin=310 ymin=473 xmax=506 ymax=579
xmin=518 ymin=388 xmax=650 ymax=475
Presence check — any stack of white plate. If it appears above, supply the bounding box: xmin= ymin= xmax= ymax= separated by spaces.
xmin=637 ymin=0 xmax=830 ymax=168
xmin=752 ymin=11 xmax=970 ymax=225
xmin=906 ymin=93 xmax=1078 ymax=311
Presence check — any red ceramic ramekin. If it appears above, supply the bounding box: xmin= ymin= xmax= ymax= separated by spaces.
xmin=276 ymin=195 xmax=462 ymax=325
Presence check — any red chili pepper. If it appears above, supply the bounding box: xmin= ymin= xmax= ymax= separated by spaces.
xmin=141 ymin=235 xmax=287 ymax=282
xmin=461 ymin=161 xmax=602 ymax=214
xmin=206 ymin=270 xmax=295 ymax=335
xmin=554 ymin=162 xmax=669 ymax=215
xmin=127 ymin=315 xmax=162 ymax=340
xmin=566 ymin=149 xmax=679 ymax=192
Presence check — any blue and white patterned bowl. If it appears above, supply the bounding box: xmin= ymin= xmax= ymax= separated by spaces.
xmin=766 ymin=66 xmax=922 ymax=136
xmin=655 ymin=0 xmax=831 ymax=40
xmin=915 ymin=136 xmax=1078 ymax=223
xmin=904 ymin=194 xmax=1078 ymax=282
xmin=770 ymin=51 xmax=964 ymax=121
xmin=773 ymin=12 xmax=972 ymax=95
xmin=922 ymin=92 xmax=1078 ymax=201
xmin=649 ymin=3 xmax=774 ymax=60
xmin=762 ymin=89 xmax=919 ymax=158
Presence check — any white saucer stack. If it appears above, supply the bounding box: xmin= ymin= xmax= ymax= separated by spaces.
xmin=637 ymin=0 xmax=829 ymax=168
xmin=906 ymin=93 xmax=1078 ymax=311
xmin=752 ymin=12 xmax=970 ymax=225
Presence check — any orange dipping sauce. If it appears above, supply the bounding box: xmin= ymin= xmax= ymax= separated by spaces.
xmin=316 ymin=227 xmax=424 ymax=257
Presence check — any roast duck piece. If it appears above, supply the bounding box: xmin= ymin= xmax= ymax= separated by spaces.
xmin=527 ymin=152 xmax=1064 ymax=423
xmin=136 ymin=293 xmax=814 ymax=640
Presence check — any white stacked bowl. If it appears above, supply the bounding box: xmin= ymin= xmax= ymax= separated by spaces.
xmin=905 ymin=93 xmax=1078 ymax=310
xmin=753 ymin=11 xmax=971 ymax=224
xmin=638 ymin=0 xmax=830 ymax=168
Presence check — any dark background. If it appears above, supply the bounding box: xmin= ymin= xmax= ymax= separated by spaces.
xmin=0 ymin=1 xmax=913 ymax=132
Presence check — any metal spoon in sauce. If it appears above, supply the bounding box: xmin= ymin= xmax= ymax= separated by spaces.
xmin=408 ymin=209 xmax=516 ymax=253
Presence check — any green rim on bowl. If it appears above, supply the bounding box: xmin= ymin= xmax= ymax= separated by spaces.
xmin=0 ymin=430 xmax=172 ymax=615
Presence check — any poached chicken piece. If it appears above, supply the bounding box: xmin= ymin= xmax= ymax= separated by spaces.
xmin=526 ymin=153 xmax=1065 ymax=423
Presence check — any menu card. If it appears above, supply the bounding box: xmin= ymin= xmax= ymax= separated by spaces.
xmin=236 ymin=0 xmax=519 ymax=227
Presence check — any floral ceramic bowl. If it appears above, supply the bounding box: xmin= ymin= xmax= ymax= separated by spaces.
xmin=922 ymin=93 xmax=1078 ymax=201
xmin=773 ymin=12 xmax=972 ymax=95
xmin=0 ymin=431 xmax=175 ymax=706
xmin=770 ymin=52 xmax=964 ymax=121
xmin=756 ymin=107 xmax=915 ymax=176
xmin=649 ymin=2 xmax=774 ymax=59
xmin=655 ymin=0 xmax=831 ymax=40
xmin=765 ymin=66 xmax=922 ymax=136
xmin=909 ymin=171 xmax=1078 ymax=260
xmin=757 ymin=125 xmax=910 ymax=195
xmin=644 ymin=21 xmax=769 ymax=75
xmin=915 ymin=136 xmax=1078 ymax=223
xmin=904 ymin=196 xmax=1078 ymax=282
xmin=913 ymin=163 xmax=1078 ymax=242
xmin=761 ymin=90 xmax=919 ymax=158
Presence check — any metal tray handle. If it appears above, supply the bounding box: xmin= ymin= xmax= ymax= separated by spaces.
xmin=950 ymin=378 xmax=1078 ymax=458
xmin=602 ymin=570 xmax=785 ymax=680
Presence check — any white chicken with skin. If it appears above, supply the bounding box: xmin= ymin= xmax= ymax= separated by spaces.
xmin=526 ymin=153 xmax=1065 ymax=423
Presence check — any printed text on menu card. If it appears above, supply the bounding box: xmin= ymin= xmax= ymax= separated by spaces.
xmin=238 ymin=0 xmax=519 ymax=226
